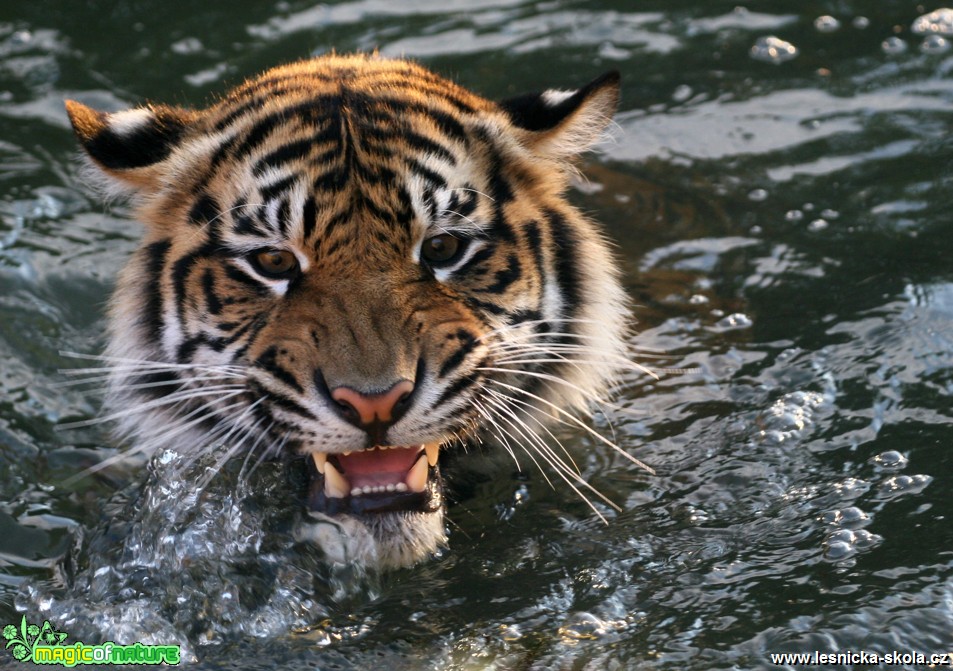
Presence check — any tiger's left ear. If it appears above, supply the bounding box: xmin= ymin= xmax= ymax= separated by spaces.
xmin=64 ymin=100 xmax=196 ymax=191
xmin=499 ymin=71 xmax=620 ymax=160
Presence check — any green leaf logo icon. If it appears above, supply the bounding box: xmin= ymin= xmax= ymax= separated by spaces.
xmin=3 ymin=616 xmax=67 ymax=663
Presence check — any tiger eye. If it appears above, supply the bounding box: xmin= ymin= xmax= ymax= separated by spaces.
xmin=250 ymin=249 xmax=299 ymax=279
xmin=421 ymin=234 xmax=462 ymax=265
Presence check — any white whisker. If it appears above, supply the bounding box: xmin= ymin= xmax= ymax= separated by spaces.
xmin=485 ymin=378 xmax=654 ymax=475
xmin=481 ymin=392 xmax=617 ymax=521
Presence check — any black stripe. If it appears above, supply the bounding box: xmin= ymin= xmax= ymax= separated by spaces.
xmin=202 ymin=268 xmax=223 ymax=315
xmin=142 ymin=239 xmax=171 ymax=346
xmin=230 ymin=314 xmax=271 ymax=360
xmin=483 ymin=253 xmax=522 ymax=295
xmin=233 ymin=201 xmax=269 ymax=238
xmin=401 ymin=129 xmax=456 ymax=165
xmin=545 ymin=208 xmax=581 ymax=320
xmin=215 ymin=96 xmax=341 ymax=165
xmin=214 ymin=79 xmax=334 ymax=131
xmin=171 ymin=241 xmax=219 ymax=332
xmin=254 ymin=137 xmax=316 ymax=175
xmin=507 ymin=308 xmax=544 ymax=328
xmin=435 ymin=369 xmax=482 ymax=407
xmin=438 ymin=331 xmax=478 ymax=379
xmin=302 ymin=196 xmax=317 ymax=241
xmin=276 ymin=196 xmax=291 ymax=237
xmin=465 ymin=295 xmax=507 ymax=316
xmin=313 ymin=165 xmax=348 ymax=191
xmin=255 ymin=345 xmax=304 ymax=394
xmin=446 ymin=189 xmax=477 ymax=219
xmin=405 ymin=157 xmax=447 ymax=189
xmin=523 ymin=220 xmax=545 ymax=284
xmin=130 ymin=369 xmax=179 ymax=401
xmin=266 ymin=388 xmax=319 ymax=421
xmin=246 ymin=377 xmax=317 ymax=426
xmin=176 ymin=333 xmax=229 ymax=363
xmin=189 ymin=193 xmax=221 ymax=227
xmin=260 ymin=174 xmax=298 ymax=203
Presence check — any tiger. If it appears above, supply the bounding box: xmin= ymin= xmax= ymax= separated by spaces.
xmin=65 ymin=53 xmax=642 ymax=570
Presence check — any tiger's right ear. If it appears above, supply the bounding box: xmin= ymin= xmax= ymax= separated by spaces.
xmin=64 ymin=100 xmax=196 ymax=191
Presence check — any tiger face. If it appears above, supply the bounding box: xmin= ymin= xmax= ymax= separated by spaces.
xmin=66 ymin=54 xmax=630 ymax=569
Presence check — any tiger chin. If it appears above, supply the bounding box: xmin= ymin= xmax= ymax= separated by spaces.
xmin=65 ymin=54 xmax=631 ymax=571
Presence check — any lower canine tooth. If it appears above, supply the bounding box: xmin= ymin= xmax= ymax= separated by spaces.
xmin=405 ymin=455 xmax=429 ymax=493
xmin=324 ymin=462 xmax=350 ymax=498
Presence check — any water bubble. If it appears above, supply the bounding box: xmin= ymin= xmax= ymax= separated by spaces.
xmin=823 ymin=506 xmax=870 ymax=528
xmin=808 ymin=218 xmax=829 ymax=232
xmin=758 ymin=390 xmax=829 ymax=445
xmin=558 ymin=612 xmax=612 ymax=641
xmin=870 ymin=450 xmax=908 ymax=471
xmin=921 ymin=34 xmax=951 ymax=53
xmin=882 ymin=36 xmax=908 ymax=54
xmin=689 ymin=294 xmax=710 ymax=305
xmin=170 ymin=37 xmax=203 ymax=55
xmin=748 ymin=188 xmax=768 ymax=202
xmin=852 ymin=16 xmax=870 ymax=30
xmin=911 ymin=8 xmax=953 ymax=35
xmin=672 ymin=84 xmax=693 ymax=103
xmin=824 ymin=539 xmax=854 ymax=560
xmin=878 ymin=474 xmax=932 ymax=497
xmin=31 ymin=193 xmax=63 ymax=219
xmin=750 ymin=36 xmax=798 ymax=64
xmin=785 ymin=209 xmax=804 ymax=221
xmin=820 ymin=208 xmax=839 ymax=219
xmin=822 ymin=527 xmax=882 ymax=561
xmin=715 ymin=313 xmax=753 ymax=331
xmin=814 ymin=16 xmax=841 ymax=33
xmin=10 ymin=30 xmax=32 ymax=45
xmin=832 ymin=477 xmax=869 ymax=497
xmin=852 ymin=529 xmax=880 ymax=549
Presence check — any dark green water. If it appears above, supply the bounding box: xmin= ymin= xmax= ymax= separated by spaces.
xmin=2 ymin=1 xmax=952 ymax=669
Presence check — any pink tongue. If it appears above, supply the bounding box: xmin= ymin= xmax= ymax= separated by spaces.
xmin=338 ymin=446 xmax=422 ymax=488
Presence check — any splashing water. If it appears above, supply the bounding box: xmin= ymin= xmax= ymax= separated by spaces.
xmin=14 ymin=449 xmax=378 ymax=659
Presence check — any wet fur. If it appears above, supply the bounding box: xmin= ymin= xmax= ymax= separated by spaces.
xmin=66 ymin=54 xmax=637 ymax=569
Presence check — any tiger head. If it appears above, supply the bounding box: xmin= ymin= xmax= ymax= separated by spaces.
xmin=65 ymin=54 xmax=630 ymax=569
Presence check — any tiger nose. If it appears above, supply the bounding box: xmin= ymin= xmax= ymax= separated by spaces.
xmin=330 ymin=380 xmax=415 ymax=428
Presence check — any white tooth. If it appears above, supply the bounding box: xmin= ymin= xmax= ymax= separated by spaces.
xmin=343 ymin=450 xmax=353 ymax=457
xmin=405 ymin=455 xmax=429 ymax=493
xmin=352 ymin=486 xmax=364 ymax=497
xmin=324 ymin=462 xmax=350 ymax=498
xmin=395 ymin=482 xmax=408 ymax=493
xmin=386 ymin=484 xmax=395 ymax=492
xmin=311 ymin=452 xmax=327 ymax=474
xmin=425 ymin=443 xmax=439 ymax=467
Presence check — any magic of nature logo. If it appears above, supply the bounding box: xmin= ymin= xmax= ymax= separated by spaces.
xmin=3 ymin=615 xmax=180 ymax=666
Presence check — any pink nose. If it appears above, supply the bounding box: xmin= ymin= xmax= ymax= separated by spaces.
xmin=330 ymin=380 xmax=415 ymax=426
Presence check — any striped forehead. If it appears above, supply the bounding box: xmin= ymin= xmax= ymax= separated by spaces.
xmin=208 ymin=151 xmax=480 ymax=256
xmin=175 ymin=59 xmax=497 ymax=256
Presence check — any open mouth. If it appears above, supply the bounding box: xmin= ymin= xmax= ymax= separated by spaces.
xmin=306 ymin=443 xmax=443 ymax=515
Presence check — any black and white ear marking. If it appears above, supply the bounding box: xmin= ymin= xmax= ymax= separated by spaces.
xmin=64 ymin=100 xmax=195 ymax=184
xmin=499 ymin=71 xmax=621 ymax=159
